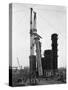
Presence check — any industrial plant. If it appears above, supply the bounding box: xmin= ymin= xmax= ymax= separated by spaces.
xmin=29 ymin=8 xmax=63 ymax=84
xmin=9 ymin=6 xmax=66 ymax=86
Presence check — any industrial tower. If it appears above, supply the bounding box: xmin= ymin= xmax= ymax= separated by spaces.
xmin=29 ymin=8 xmax=43 ymax=76
xmin=51 ymin=34 xmax=58 ymax=70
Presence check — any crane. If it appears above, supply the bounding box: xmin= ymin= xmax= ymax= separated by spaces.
xmin=17 ymin=57 xmax=22 ymax=70
xmin=30 ymin=8 xmax=43 ymax=76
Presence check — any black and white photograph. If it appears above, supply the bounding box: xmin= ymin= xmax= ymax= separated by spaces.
xmin=9 ymin=3 xmax=66 ymax=87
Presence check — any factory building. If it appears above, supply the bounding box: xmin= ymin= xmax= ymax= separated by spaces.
xmin=41 ymin=33 xmax=58 ymax=76
xmin=44 ymin=50 xmax=53 ymax=70
xmin=41 ymin=50 xmax=53 ymax=75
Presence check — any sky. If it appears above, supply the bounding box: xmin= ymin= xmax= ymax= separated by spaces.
xmin=12 ymin=3 xmax=66 ymax=68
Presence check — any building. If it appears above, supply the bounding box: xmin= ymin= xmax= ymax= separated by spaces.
xmin=41 ymin=33 xmax=58 ymax=76
xmin=44 ymin=50 xmax=53 ymax=70
xmin=41 ymin=50 xmax=53 ymax=75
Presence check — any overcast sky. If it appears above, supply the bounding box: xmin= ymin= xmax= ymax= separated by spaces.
xmin=12 ymin=3 xmax=66 ymax=68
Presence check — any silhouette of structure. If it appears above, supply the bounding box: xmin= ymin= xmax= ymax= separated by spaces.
xmin=51 ymin=34 xmax=58 ymax=70
xmin=44 ymin=50 xmax=53 ymax=70
xmin=41 ymin=33 xmax=58 ymax=75
xmin=41 ymin=50 xmax=53 ymax=75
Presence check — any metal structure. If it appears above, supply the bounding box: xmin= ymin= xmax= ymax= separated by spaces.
xmin=17 ymin=57 xmax=22 ymax=69
xmin=30 ymin=8 xmax=43 ymax=76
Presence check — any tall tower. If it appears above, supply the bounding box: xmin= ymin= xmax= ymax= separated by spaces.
xmin=51 ymin=33 xmax=58 ymax=70
xmin=29 ymin=8 xmax=36 ymax=77
xmin=30 ymin=8 xmax=35 ymax=55
xmin=29 ymin=8 xmax=43 ymax=76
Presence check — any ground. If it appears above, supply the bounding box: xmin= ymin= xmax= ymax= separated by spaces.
xmin=10 ymin=68 xmax=66 ymax=86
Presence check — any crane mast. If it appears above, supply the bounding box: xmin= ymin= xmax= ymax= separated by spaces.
xmin=30 ymin=8 xmax=43 ymax=76
xmin=30 ymin=8 xmax=34 ymax=55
